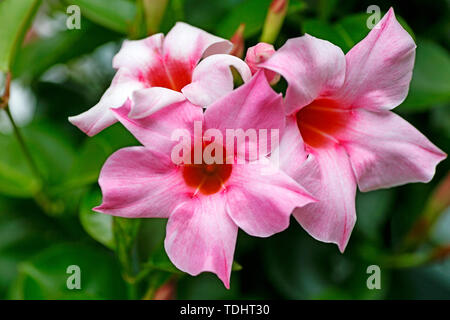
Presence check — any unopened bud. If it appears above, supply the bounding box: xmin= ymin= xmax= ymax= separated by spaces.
xmin=230 ymin=24 xmax=246 ymax=58
xmin=245 ymin=43 xmax=280 ymax=85
xmin=260 ymin=0 xmax=289 ymax=44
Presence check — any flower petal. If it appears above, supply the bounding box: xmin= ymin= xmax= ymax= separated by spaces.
xmin=275 ymin=115 xmax=308 ymax=178
xmin=336 ymin=109 xmax=447 ymax=191
xmin=112 ymin=33 xmax=164 ymax=72
xmin=94 ymin=147 xmax=190 ymax=218
xmin=181 ymin=54 xmax=252 ymax=107
xmin=129 ymin=87 xmax=186 ymax=119
xmin=225 ymin=161 xmax=315 ymax=237
xmin=260 ymin=34 xmax=346 ymax=115
xmin=68 ymin=69 xmax=144 ymax=136
xmin=203 ymin=71 xmax=284 ymax=160
xmin=113 ymin=100 xmax=203 ymax=153
xmin=165 ymin=194 xmax=238 ymax=288
xmin=163 ymin=22 xmax=232 ymax=66
xmin=204 ymin=71 xmax=284 ymax=132
xmin=338 ymin=8 xmax=416 ymax=111
xmin=293 ymin=146 xmax=357 ymax=252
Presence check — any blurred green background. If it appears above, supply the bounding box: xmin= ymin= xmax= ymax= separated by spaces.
xmin=0 ymin=0 xmax=449 ymax=299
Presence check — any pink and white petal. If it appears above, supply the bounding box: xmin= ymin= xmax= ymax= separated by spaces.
xmin=113 ymin=100 xmax=203 ymax=153
xmin=163 ymin=22 xmax=232 ymax=66
xmin=204 ymin=71 xmax=284 ymax=159
xmin=293 ymin=146 xmax=357 ymax=252
xmin=204 ymin=71 xmax=284 ymax=137
xmin=336 ymin=109 xmax=446 ymax=192
xmin=112 ymin=34 xmax=164 ymax=72
xmin=129 ymin=87 xmax=186 ymax=119
xmin=69 ymin=69 xmax=144 ymax=136
xmin=275 ymin=115 xmax=308 ymax=178
xmin=181 ymin=54 xmax=252 ymax=107
xmin=260 ymin=34 xmax=346 ymax=115
xmin=225 ymin=161 xmax=315 ymax=237
xmin=338 ymin=8 xmax=416 ymax=111
xmin=165 ymin=194 xmax=238 ymax=288
xmin=94 ymin=146 xmax=190 ymax=218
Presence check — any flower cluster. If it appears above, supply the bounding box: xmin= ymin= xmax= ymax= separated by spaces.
xmin=69 ymin=8 xmax=446 ymax=288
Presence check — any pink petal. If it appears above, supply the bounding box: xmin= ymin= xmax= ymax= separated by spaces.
xmin=181 ymin=54 xmax=252 ymax=107
xmin=260 ymin=34 xmax=346 ymax=115
xmin=337 ymin=8 xmax=416 ymax=111
xmin=163 ymin=22 xmax=232 ymax=66
xmin=204 ymin=71 xmax=284 ymax=158
xmin=112 ymin=33 xmax=164 ymax=72
xmin=94 ymin=147 xmax=190 ymax=218
xmin=293 ymin=146 xmax=357 ymax=252
xmin=165 ymin=194 xmax=238 ymax=288
xmin=112 ymin=100 xmax=203 ymax=153
xmin=276 ymin=115 xmax=308 ymax=178
xmin=225 ymin=161 xmax=316 ymax=237
xmin=68 ymin=69 xmax=144 ymax=136
xmin=129 ymin=87 xmax=186 ymax=119
xmin=336 ymin=109 xmax=447 ymax=192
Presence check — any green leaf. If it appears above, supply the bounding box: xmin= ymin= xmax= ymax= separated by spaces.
xmin=0 ymin=0 xmax=41 ymax=71
xmin=13 ymin=22 xmax=119 ymax=79
xmin=0 ymin=201 xmax=61 ymax=298
xmin=399 ymin=40 xmax=450 ymax=112
xmin=145 ymin=242 xmax=182 ymax=274
xmin=0 ymin=130 xmax=39 ymax=197
xmin=8 ymin=243 xmax=126 ymax=299
xmin=63 ymin=124 xmax=137 ymax=190
xmin=79 ymin=188 xmax=115 ymax=250
xmin=65 ymin=0 xmax=136 ymax=34
xmin=216 ymin=0 xmax=272 ymax=39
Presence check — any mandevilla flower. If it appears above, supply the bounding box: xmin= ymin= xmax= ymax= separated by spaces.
xmin=256 ymin=8 xmax=447 ymax=251
xmin=69 ymin=22 xmax=252 ymax=136
xmin=93 ymin=73 xmax=315 ymax=287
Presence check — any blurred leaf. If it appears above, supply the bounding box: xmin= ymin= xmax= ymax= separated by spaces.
xmin=399 ymin=40 xmax=450 ymax=112
xmin=0 ymin=120 xmax=75 ymax=197
xmin=355 ymin=189 xmax=395 ymax=243
xmin=8 ymin=243 xmax=126 ymax=299
xmin=177 ymin=272 xmax=240 ymax=299
xmin=0 ymin=0 xmax=41 ymax=71
xmin=0 ymin=130 xmax=39 ymax=197
xmin=64 ymin=124 xmax=137 ymax=189
xmin=216 ymin=0 xmax=272 ymax=39
xmin=0 ymin=201 xmax=61 ymax=297
xmin=263 ymin=224 xmax=390 ymax=299
xmin=317 ymin=0 xmax=338 ymax=21
xmin=79 ymin=188 xmax=114 ymax=250
xmin=145 ymin=242 xmax=182 ymax=274
xmin=13 ymin=23 xmax=119 ymax=79
xmin=64 ymin=0 xmax=136 ymax=34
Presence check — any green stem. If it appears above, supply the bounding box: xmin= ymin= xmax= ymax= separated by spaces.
xmin=5 ymin=106 xmax=43 ymax=183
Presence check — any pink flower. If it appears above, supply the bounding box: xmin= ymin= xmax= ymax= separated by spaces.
xmin=258 ymin=8 xmax=447 ymax=251
xmin=69 ymin=22 xmax=252 ymax=136
xmin=93 ymin=72 xmax=315 ymax=288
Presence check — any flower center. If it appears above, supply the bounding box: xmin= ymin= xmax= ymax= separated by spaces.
xmin=144 ymin=57 xmax=193 ymax=92
xmin=296 ymin=98 xmax=350 ymax=149
xmin=182 ymin=146 xmax=232 ymax=195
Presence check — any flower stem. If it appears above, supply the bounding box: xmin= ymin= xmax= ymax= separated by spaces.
xmin=5 ymin=106 xmax=43 ymax=183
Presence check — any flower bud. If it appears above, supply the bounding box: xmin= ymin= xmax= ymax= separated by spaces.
xmin=260 ymin=0 xmax=289 ymax=44
xmin=245 ymin=43 xmax=280 ymax=85
xmin=229 ymin=24 xmax=246 ymax=58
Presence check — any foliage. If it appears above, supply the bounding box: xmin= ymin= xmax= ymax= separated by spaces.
xmin=0 ymin=0 xmax=448 ymax=299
